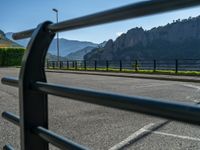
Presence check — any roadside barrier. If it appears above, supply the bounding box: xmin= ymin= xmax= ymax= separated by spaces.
xmin=2 ymin=1 xmax=200 ymax=149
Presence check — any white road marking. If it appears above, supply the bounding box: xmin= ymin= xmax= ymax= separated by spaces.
xmin=108 ymin=123 xmax=155 ymax=150
xmin=109 ymin=122 xmax=200 ymax=150
xmin=144 ymin=129 xmax=200 ymax=142
xmin=181 ymin=84 xmax=200 ymax=102
xmin=182 ymin=84 xmax=200 ymax=90
xmin=134 ymin=83 xmax=175 ymax=88
xmin=193 ymin=99 xmax=200 ymax=103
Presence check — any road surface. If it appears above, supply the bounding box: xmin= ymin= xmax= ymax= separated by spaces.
xmin=0 ymin=68 xmax=200 ymax=150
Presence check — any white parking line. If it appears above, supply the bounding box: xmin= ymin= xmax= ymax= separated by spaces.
xmin=193 ymin=99 xmax=200 ymax=103
xmin=108 ymin=123 xmax=155 ymax=150
xmin=182 ymin=84 xmax=200 ymax=90
xmin=134 ymin=83 xmax=175 ymax=89
xmin=109 ymin=122 xmax=200 ymax=150
xmin=144 ymin=130 xmax=200 ymax=142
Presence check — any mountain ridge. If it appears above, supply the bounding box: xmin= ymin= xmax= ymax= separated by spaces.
xmin=65 ymin=41 xmax=107 ymax=60
xmin=85 ymin=16 xmax=200 ymax=61
xmin=0 ymin=30 xmax=23 ymax=48
xmin=5 ymin=32 xmax=98 ymax=56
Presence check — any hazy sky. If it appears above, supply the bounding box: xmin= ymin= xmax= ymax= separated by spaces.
xmin=1 ymin=0 xmax=200 ymax=43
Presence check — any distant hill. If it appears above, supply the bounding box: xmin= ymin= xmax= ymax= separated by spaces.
xmin=46 ymin=53 xmax=67 ymax=61
xmin=85 ymin=16 xmax=200 ymax=61
xmin=5 ymin=32 xmax=28 ymax=48
xmin=65 ymin=41 xmax=107 ymax=60
xmin=65 ymin=46 xmax=95 ymax=60
xmin=5 ymin=32 xmax=98 ymax=56
xmin=49 ymin=38 xmax=97 ymax=56
xmin=0 ymin=30 xmax=23 ymax=48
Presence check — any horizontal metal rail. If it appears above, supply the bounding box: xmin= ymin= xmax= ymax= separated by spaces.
xmin=13 ymin=0 xmax=200 ymax=40
xmin=1 ymin=77 xmax=19 ymax=87
xmin=3 ymin=77 xmax=200 ymax=125
xmin=2 ymin=111 xmax=89 ymax=150
xmin=4 ymin=1 xmax=200 ymax=149
xmin=2 ymin=112 xmax=20 ymax=126
xmin=32 ymin=81 xmax=200 ymax=125
xmin=34 ymin=127 xmax=89 ymax=150
xmin=3 ymin=144 xmax=15 ymax=150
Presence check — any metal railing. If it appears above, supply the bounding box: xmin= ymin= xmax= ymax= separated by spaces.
xmin=2 ymin=1 xmax=200 ymax=150
xmin=47 ymin=59 xmax=200 ymax=73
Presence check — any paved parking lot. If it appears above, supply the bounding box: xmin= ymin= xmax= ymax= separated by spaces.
xmin=0 ymin=68 xmax=200 ymax=150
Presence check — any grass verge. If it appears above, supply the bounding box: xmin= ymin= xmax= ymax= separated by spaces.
xmin=47 ymin=67 xmax=200 ymax=76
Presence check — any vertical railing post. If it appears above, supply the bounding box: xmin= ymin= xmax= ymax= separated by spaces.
xmin=106 ymin=60 xmax=109 ymax=71
xmin=67 ymin=61 xmax=69 ymax=69
xmin=84 ymin=60 xmax=87 ymax=70
xmin=19 ymin=21 xmax=55 ymax=150
xmin=135 ymin=60 xmax=138 ymax=71
xmin=72 ymin=61 xmax=75 ymax=68
xmin=53 ymin=61 xmax=55 ymax=69
xmin=120 ymin=60 xmax=122 ymax=72
xmin=60 ymin=61 xmax=63 ymax=69
xmin=153 ymin=59 xmax=156 ymax=72
xmin=75 ymin=61 xmax=78 ymax=70
xmin=175 ymin=59 xmax=178 ymax=74
xmin=46 ymin=59 xmax=49 ymax=69
xmin=95 ymin=60 xmax=97 ymax=71
xmin=59 ymin=61 xmax=61 ymax=69
xmin=56 ymin=61 xmax=59 ymax=69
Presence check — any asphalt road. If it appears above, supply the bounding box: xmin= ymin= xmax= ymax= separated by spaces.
xmin=1 ymin=68 xmax=200 ymax=150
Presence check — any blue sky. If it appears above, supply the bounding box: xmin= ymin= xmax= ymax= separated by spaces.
xmin=1 ymin=0 xmax=200 ymax=43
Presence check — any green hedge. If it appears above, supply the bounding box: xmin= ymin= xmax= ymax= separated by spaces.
xmin=0 ymin=48 xmax=25 ymax=66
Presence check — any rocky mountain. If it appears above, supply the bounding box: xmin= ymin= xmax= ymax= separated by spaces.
xmin=85 ymin=16 xmax=200 ymax=61
xmin=5 ymin=32 xmax=98 ymax=56
xmin=0 ymin=30 xmax=22 ymax=48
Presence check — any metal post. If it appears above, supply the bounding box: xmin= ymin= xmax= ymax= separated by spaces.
xmin=75 ymin=61 xmax=77 ymax=70
xmin=56 ymin=61 xmax=58 ymax=68
xmin=59 ymin=61 xmax=62 ymax=69
xmin=67 ymin=61 xmax=69 ymax=69
xmin=106 ymin=60 xmax=109 ymax=71
xmin=153 ymin=59 xmax=156 ymax=72
xmin=94 ymin=60 xmax=97 ymax=71
xmin=135 ymin=60 xmax=138 ymax=71
xmin=46 ymin=60 xmax=49 ymax=69
xmin=52 ymin=8 xmax=60 ymax=63
xmin=84 ymin=60 xmax=87 ymax=70
xmin=19 ymin=21 xmax=55 ymax=150
xmin=120 ymin=60 xmax=122 ymax=72
xmin=53 ymin=61 xmax=55 ymax=69
xmin=175 ymin=59 xmax=178 ymax=74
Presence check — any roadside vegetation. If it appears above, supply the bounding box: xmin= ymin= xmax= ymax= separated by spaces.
xmin=47 ymin=66 xmax=200 ymax=76
xmin=0 ymin=48 xmax=25 ymax=66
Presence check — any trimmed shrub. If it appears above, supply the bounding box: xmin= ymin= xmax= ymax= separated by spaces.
xmin=0 ymin=48 xmax=25 ymax=66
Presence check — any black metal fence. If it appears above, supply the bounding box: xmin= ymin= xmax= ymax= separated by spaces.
xmin=47 ymin=59 xmax=200 ymax=73
xmin=2 ymin=1 xmax=200 ymax=150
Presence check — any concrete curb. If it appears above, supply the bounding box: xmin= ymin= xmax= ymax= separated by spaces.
xmin=46 ymin=69 xmax=200 ymax=83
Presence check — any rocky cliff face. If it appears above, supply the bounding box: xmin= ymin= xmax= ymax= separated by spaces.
xmin=85 ymin=16 xmax=200 ymax=61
